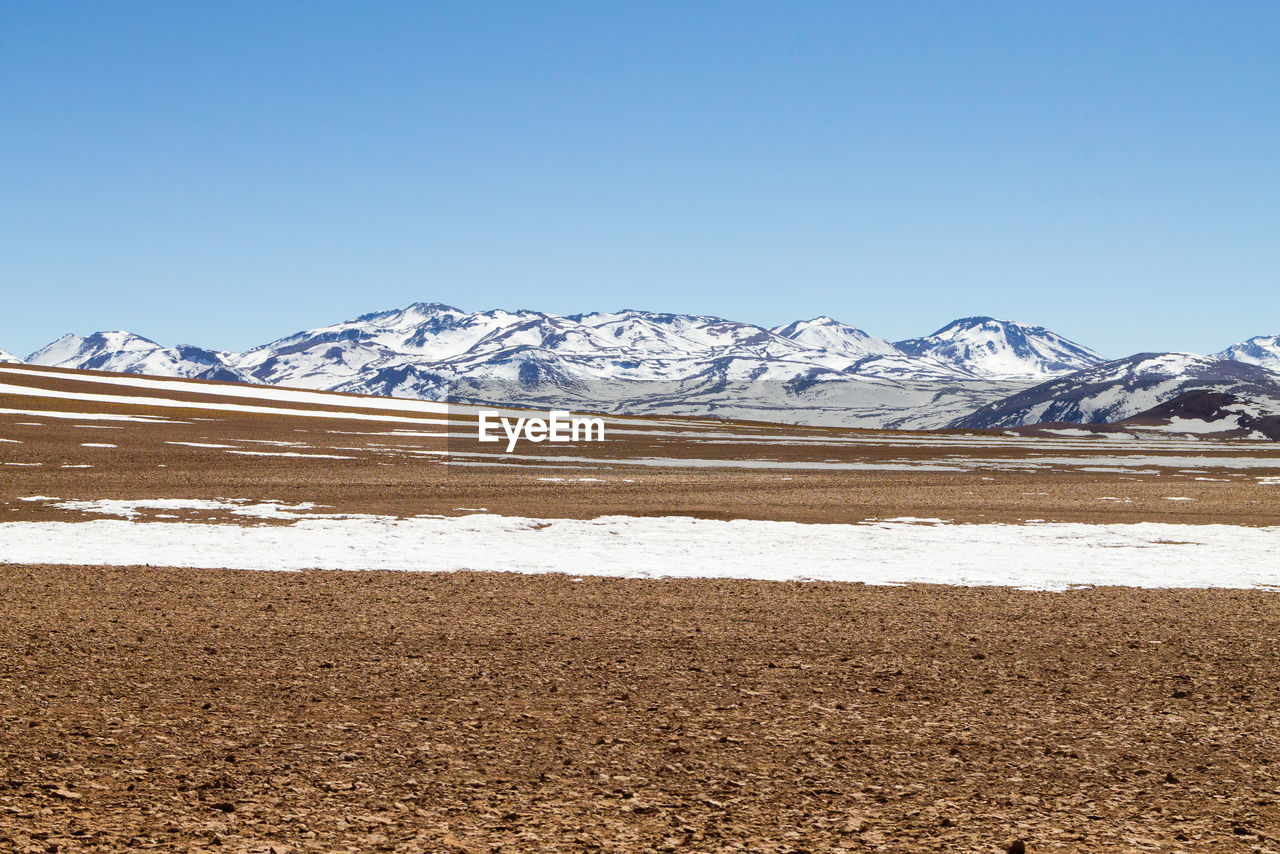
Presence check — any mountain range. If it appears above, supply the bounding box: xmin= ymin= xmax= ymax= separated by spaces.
xmin=8 ymin=303 xmax=1280 ymax=434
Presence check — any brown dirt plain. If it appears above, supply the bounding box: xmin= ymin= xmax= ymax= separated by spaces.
xmin=3 ymin=568 xmax=1280 ymax=853
xmin=3 ymin=364 xmax=1280 ymax=852
xmin=1 ymin=364 xmax=1278 ymax=527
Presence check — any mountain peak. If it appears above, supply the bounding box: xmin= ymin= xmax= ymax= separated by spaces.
xmin=407 ymin=301 xmax=462 ymax=312
xmin=934 ymin=315 xmax=1002 ymax=332
xmin=1216 ymin=334 xmax=1280 ymax=371
xmin=26 ymin=330 xmax=248 ymax=383
xmin=771 ymin=317 xmax=900 ymax=358
xmin=895 ymin=317 xmax=1104 ymax=378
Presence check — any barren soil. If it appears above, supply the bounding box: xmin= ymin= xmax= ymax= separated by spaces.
xmin=2 ymin=567 xmax=1279 ymax=853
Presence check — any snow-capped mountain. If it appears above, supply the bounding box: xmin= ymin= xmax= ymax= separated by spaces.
xmin=1216 ymin=335 xmax=1280 ymax=371
xmin=23 ymin=304 xmax=1085 ymax=428
xmin=0 ymin=349 xmax=20 ymax=363
xmin=27 ymin=332 xmax=251 ymax=383
xmin=21 ymin=302 xmax=1277 ymax=433
xmin=770 ymin=317 xmax=900 ymax=358
xmin=894 ymin=317 xmax=1105 ymax=378
xmin=950 ymin=353 xmax=1280 ymax=429
xmin=230 ymin=304 xmax=1041 ymax=427
xmin=235 ymin=304 xmax=849 ymax=394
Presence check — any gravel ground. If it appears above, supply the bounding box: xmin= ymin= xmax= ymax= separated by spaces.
xmin=2 ymin=565 xmax=1278 ymax=853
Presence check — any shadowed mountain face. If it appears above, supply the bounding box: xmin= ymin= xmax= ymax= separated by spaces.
xmin=950 ymin=353 xmax=1280 ymax=429
xmin=10 ymin=304 xmax=1280 ymax=431
xmin=1122 ymin=390 xmax=1280 ymax=440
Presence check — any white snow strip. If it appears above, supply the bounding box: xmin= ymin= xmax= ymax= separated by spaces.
xmin=225 ymin=450 xmax=358 ymax=459
xmin=236 ymin=439 xmax=310 ymax=446
xmin=1136 ymin=417 xmax=1242 ymax=435
xmin=443 ymin=452 xmax=961 ymax=472
xmin=0 ymin=383 xmax=450 ymax=425
xmin=48 ymin=498 xmax=325 ymax=520
xmin=325 ymin=429 xmax=449 ymax=438
xmin=967 ymin=454 xmax=1280 ymax=471
xmin=0 ymin=407 xmax=185 ymax=423
xmin=0 ymin=365 xmax=451 ymax=415
xmin=1 ymin=515 xmax=1278 ymax=591
xmin=436 ymin=449 xmax=1280 ymax=474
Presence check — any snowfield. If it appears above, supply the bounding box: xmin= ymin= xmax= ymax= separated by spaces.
xmin=1 ymin=512 xmax=1277 ymax=591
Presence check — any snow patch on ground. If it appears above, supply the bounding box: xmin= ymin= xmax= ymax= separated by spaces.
xmin=0 ymin=382 xmax=449 ymax=426
xmin=1 ymin=513 xmax=1278 ymax=591
xmin=44 ymin=498 xmax=326 ymax=520
xmin=0 ymin=365 xmax=451 ymax=414
xmin=226 ymin=450 xmax=358 ymax=460
xmin=0 ymin=406 xmax=186 ymax=423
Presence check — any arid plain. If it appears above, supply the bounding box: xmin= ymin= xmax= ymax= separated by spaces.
xmin=2 ymin=363 xmax=1280 ymax=853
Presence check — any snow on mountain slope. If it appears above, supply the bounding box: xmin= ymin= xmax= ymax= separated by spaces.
xmin=770 ymin=317 xmax=901 ymax=358
xmin=235 ymin=304 xmax=838 ymax=389
xmin=951 ymin=353 xmax=1280 ymax=429
xmin=1218 ymin=335 xmax=1280 ymax=371
xmin=574 ymin=310 xmax=786 ymax=353
xmin=895 ymin=317 xmax=1104 ymax=378
xmin=24 ymin=304 xmax=1104 ymax=428
xmin=0 ymin=349 xmax=20 ymax=363
xmin=228 ymin=304 xmax=917 ymax=401
xmin=429 ymin=350 xmax=1035 ymax=429
xmin=1120 ymin=390 xmax=1280 ymax=440
xmin=27 ymin=332 xmax=252 ymax=383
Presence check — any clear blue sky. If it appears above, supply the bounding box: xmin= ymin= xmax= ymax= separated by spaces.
xmin=2 ymin=1 xmax=1276 ymax=359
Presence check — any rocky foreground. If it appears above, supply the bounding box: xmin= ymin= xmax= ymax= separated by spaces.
xmin=2 ymin=566 xmax=1277 ymax=853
